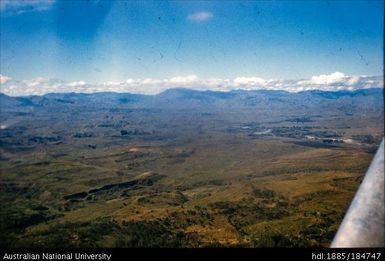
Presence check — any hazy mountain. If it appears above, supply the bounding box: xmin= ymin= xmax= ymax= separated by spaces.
xmin=1 ymin=87 xmax=383 ymax=111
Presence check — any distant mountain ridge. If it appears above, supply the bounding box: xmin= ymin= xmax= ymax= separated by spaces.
xmin=1 ymin=88 xmax=383 ymax=115
xmin=1 ymin=87 xmax=383 ymax=99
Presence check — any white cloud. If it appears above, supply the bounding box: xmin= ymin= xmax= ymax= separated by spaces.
xmin=296 ymin=72 xmax=371 ymax=88
xmin=168 ymin=75 xmax=198 ymax=84
xmin=22 ymin=77 xmax=47 ymax=87
xmin=304 ymin=72 xmax=347 ymax=85
xmin=0 ymin=74 xmax=11 ymax=84
xmin=187 ymin=11 xmax=213 ymax=22
xmin=0 ymin=0 xmax=55 ymax=14
xmin=295 ymin=72 xmax=383 ymax=91
xmin=67 ymin=81 xmax=87 ymax=87
xmin=233 ymin=77 xmax=266 ymax=86
xmin=0 ymin=72 xmax=383 ymax=96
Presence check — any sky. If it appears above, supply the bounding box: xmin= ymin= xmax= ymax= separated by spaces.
xmin=0 ymin=0 xmax=384 ymax=96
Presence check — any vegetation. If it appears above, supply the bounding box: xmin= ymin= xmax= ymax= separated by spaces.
xmin=0 ymin=89 xmax=383 ymax=247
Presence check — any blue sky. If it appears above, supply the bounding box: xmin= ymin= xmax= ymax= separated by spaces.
xmin=0 ymin=0 xmax=383 ymax=95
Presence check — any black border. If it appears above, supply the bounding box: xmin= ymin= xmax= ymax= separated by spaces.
xmin=1 ymin=248 xmax=384 ymax=261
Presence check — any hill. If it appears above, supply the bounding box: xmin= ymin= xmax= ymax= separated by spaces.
xmin=0 ymin=88 xmax=383 ymax=247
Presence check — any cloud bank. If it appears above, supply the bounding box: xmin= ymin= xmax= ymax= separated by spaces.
xmin=187 ymin=11 xmax=213 ymax=22
xmin=0 ymin=72 xmax=383 ymax=96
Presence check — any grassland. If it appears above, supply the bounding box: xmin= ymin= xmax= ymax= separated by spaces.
xmin=0 ymin=89 xmax=383 ymax=247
